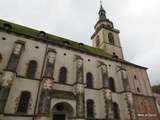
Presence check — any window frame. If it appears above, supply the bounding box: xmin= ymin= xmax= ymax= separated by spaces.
xmin=26 ymin=60 xmax=37 ymax=79
xmin=17 ymin=91 xmax=31 ymax=113
xmin=58 ymin=67 xmax=67 ymax=84
xmin=86 ymin=72 xmax=93 ymax=88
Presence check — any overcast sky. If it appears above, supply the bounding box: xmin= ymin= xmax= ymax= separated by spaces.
xmin=0 ymin=0 xmax=160 ymax=85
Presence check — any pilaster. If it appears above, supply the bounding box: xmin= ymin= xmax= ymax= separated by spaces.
xmin=36 ymin=49 xmax=56 ymax=119
xmin=99 ymin=62 xmax=114 ymax=120
xmin=74 ymin=55 xmax=85 ymax=119
xmin=0 ymin=40 xmax=25 ymax=113
xmin=120 ymin=67 xmax=138 ymax=120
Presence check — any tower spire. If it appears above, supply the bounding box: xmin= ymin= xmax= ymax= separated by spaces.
xmin=99 ymin=0 xmax=107 ymax=21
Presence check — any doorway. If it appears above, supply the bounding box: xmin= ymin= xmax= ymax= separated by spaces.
xmin=52 ymin=102 xmax=74 ymax=120
xmin=53 ymin=114 xmax=65 ymax=120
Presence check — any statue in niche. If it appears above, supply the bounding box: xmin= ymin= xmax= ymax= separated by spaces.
xmin=76 ymin=58 xmax=83 ymax=83
xmin=7 ymin=54 xmax=19 ymax=71
xmin=2 ymin=71 xmax=15 ymax=87
xmin=104 ymin=89 xmax=112 ymax=100
xmin=43 ymin=78 xmax=53 ymax=90
xmin=48 ymin=51 xmax=56 ymax=63
xmin=13 ymin=44 xmax=22 ymax=55
xmin=76 ymin=93 xmax=84 ymax=117
xmin=101 ymin=65 xmax=108 ymax=88
xmin=38 ymin=90 xmax=51 ymax=114
xmin=44 ymin=51 xmax=56 ymax=77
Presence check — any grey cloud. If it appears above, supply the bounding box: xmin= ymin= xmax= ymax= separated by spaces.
xmin=0 ymin=0 xmax=159 ymax=85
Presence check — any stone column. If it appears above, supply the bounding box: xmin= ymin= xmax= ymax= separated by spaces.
xmin=73 ymin=55 xmax=85 ymax=120
xmin=99 ymin=63 xmax=114 ymax=120
xmin=36 ymin=49 xmax=56 ymax=120
xmin=120 ymin=68 xmax=138 ymax=120
xmin=0 ymin=40 xmax=25 ymax=112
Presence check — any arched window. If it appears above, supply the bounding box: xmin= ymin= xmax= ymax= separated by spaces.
xmin=38 ymin=31 xmax=47 ymax=38
xmin=113 ymin=102 xmax=120 ymax=119
xmin=0 ymin=53 xmax=2 ymax=63
xmin=96 ymin=36 xmax=100 ymax=47
xmin=137 ymin=87 xmax=140 ymax=93
xmin=59 ymin=67 xmax=67 ymax=84
xmin=108 ymin=32 xmax=114 ymax=45
xmin=86 ymin=72 xmax=93 ymax=88
xmin=3 ymin=23 xmax=12 ymax=32
xmin=26 ymin=60 xmax=37 ymax=79
xmin=87 ymin=99 xmax=94 ymax=118
xmin=17 ymin=91 xmax=31 ymax=113
xmin=109 ymin=77 xmax=115 ymax=92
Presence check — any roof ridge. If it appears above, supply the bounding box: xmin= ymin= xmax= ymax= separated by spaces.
xmin=0 ymin=19 xmax=147 ymax=69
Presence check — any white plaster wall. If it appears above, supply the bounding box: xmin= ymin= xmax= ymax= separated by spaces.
xmin=0 ymin=30 xmax=153 ymax=120
xmin=0 ymin=32 xmax=18 ymax=73
xmin=112 ymin=93 xmax=130 ymax=120
xmin=85 ymin=89 xmax=105 ymax=119
xmin=53 ymin=83 xmax=73 ymax=92
xmin=51 ymin=98 xmax=76 ymax=117
xmin=125 ymin=64 xmax=152 ymax=96
xmin=5 ymin=77 xmax=39 ymax=114
xmin=16 ymin=37 xmax=46 ymax=79
xmin=4 ymin=117 xmax=33 ymax=120
xmin=0 ymin=31 xmax=47 ymax=79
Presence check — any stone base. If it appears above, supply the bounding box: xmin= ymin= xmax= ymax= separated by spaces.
xmin=0 ymin=114 xmax=4 ymax=120
xmin=35 ymin=116 xmax=50 ymax=120
xmin=75 ymin=118 xmax=85 ymax=120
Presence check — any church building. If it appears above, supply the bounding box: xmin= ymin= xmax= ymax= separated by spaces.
xmin=0 ymin=3 xmax=159 ymax=120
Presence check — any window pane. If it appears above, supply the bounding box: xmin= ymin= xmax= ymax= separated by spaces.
xmin=17 ymin=91 xmax=30 ymax=113
xmin=26 ymin=60 xmax=37 ymax=79
xmin=59 ymin=67 xmax=67 ymax=84
xmin=87 ymin=99 xmax=94 ymax=118
xmin=86 ymin=72 xmax=93 ymax=88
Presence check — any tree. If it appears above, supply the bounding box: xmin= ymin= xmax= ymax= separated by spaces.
xmin=152 ymin=84 xmax=160 ymax=94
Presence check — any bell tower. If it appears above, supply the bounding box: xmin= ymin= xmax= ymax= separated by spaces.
xmin=91 ymin=2 xmax=124 ymax=59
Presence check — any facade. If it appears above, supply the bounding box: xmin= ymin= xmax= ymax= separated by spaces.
xmin=0 ymin=4 xmax=159 ymax=120
xmin=154 ymin=93 xmax=160 ymax=115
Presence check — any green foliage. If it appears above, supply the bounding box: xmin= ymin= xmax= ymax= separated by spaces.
xmin=152 ymin=84 xmax=160 ymax=94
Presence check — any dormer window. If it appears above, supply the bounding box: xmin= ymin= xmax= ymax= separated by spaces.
xmin=79 ymin=43 xmax=84 ymax=46
xmin=38 ymin=31 xmax=47 ymax=38
xmin=3 ymin=23 xmax=12 ymax=32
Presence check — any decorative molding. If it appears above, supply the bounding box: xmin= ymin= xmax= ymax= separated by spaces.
xmin=52 ymin=90 xmax=75 ymax=100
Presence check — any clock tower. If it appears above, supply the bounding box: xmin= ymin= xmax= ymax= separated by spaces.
xmin=91 ymin=3 xmax=124 ymax=59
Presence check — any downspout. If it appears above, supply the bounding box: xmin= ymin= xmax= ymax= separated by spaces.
xmin=33 ymin=43 xmax=49 ymax=120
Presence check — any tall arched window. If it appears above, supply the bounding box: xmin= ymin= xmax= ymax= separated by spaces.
xmin=86 ymin=72 xmax=93 ymax=88
xmin=0 ymin=53 xmax=2 ymax=63
xmin=87 ymin=99 xmax=94 ymax=118
xmin=113 ymin=102 xmax=120 ymax=119
xmin=96 ymin=35 xmax=100 ymax=47
xmin=26 ymin=60 xmax=37 ymax=79
xmin=109 ymin=77 xmax=115 ymax=92
xmin=108 ymin=32 xmax=114 ymax=45
xmin=59 ymin=67 xmax=67 ymax=84
xmin=17 ymin=91 xmax=31 ymax=113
